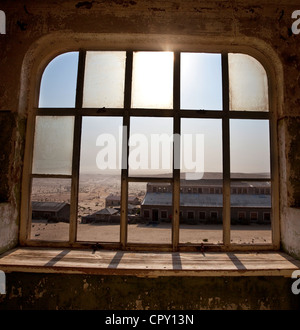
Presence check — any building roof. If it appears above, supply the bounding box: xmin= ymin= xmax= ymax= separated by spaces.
xmin=31 ymin=201 xmax=69 ymax=212
xmin=106 ymin=195 xmax=120 ymax=201
xmin=106 ymin=195 xmax=139 ymax=202
xmin=147 ymin=177 xmax=270 ymax=188
xmin=142 ymin=193 xmax=271 ymax=208
xmin=95 ymin=207 xmax=119 ymax=215
xmin=82 ymin=207 xmax=119 ymax=220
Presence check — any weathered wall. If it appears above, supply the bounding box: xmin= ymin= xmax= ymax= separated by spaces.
xmin=0 ymin=273 xmax=299 ymax=310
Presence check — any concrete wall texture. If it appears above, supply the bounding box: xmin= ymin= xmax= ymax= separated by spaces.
xmin=0 ymin=273 xmax=300 ymax=310
xmin=0 ymin=0 xmax=300 ymax=309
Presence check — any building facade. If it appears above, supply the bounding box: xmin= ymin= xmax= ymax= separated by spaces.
xmin=141 ymin=179 xmax=271 ymax=224
xmin=31 ymin=202 xmax=70 ymax=223
xmin=105 ymin=195 xmax=140 ymax=208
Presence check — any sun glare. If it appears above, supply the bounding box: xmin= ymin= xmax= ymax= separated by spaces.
xmin=131 ymin=51 xmax=174 ymax=109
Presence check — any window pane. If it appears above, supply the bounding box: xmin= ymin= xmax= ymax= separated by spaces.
xmin=83 ymin=51 xmax=126 ymax=108
xmin=129 ymin=117 xmax=173 ymax=177
xmin=39 ymin=52 xmax=79 ymax=108
xmin=230 ymin=180 xmax=272 ymax=244
xmin=30 ymin=178 xmax=71 ymax=241
xmin=179 ymin=176 xmax=223 ymax=244
xmin=79 ymin=116 xmax=123 ymax=174
xmin=181 ymin=53 xmax=222 ymax=110
xmin=128 ymin=182 xmax=172 ymax=244
xmin=230 ymin=120 xmax=270 ymax=178
xmin=180 ymin=119 xmax=223 ymax=244
xmin=77 ymin=117 xmax=122 ymax=242
xmin=181 ymin=119 xmax=222 ymax=180
xmin=229 ymin=54 xmax=269 ymax=111
xmin=32 ymin=116 xmax=74 ymax=175
xmin=131 ymin=52 xmax=173 ymax=109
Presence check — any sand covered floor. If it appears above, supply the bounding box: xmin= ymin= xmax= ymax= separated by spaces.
xmin=31 ymin=221 xmax=272 ymax=245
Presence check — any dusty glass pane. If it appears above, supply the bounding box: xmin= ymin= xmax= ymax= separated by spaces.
xmin=180 ymin=119 xmax=222 ymax=180
xmin=230 ymin=119 xmax=270 ymax=178
xmin=129 ymin=117 xmax=173 ymax=177
xmin=32 ymin=116 xmax=74 ymax=175
xmin=83 ymin=51 xmax=126 ymax=108
xmin=179 ymin=175 xmax=223 ymax=245
xmin=180 ymin=119 xmax=223 ymax=244
xmin=131 ymin=52 xmax=173 ymax=109
xmin=229 ymin=53 xmax=269 ymax=111
xmin=181 ymin=53 xmax=222 ymax=110
xmin=77 ymin=117 xmax=122 ymax=243
xmin=30 ymin=178 xmax=71 ymax=241
xmin=127 ymin=182 xmax=172 ymax=244
xmin=79 ymin=116 xmax=123 ymax=174
xmin=230 ymin=180 xmax=272 ymax=244
xmin=39 ymin=52 xmax=79 ymax=108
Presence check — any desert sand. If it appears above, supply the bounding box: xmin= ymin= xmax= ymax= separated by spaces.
xmin=30 ymin=174 xmax=272 ymax=245
xmin=31 ymin=221 xmax=271 ymax=245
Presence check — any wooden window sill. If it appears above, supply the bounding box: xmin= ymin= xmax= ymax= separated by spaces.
xmin=0 ymin=247 xmax=299 ymax=278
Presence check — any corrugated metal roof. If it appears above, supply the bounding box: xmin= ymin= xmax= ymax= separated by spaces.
xmin=95 ymin=208 xmax=119 ymax=215
xmin=106 ymin=195 xmax=139 ymax=202
xmin=142 ymin=193 xmax=271 ymax=208
xmin=31 ymin=201 xmax=69 ymax=212
xmin=106 ymin=195 xmax=120 ymax=201
xmin=147 ymin=179 xmax=270 ymax=188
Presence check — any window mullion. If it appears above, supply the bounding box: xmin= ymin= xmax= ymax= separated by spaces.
xmin=269 ymin=116 xmax=280 ymax=248
xmin=222 ymin=53 xmax=231 ymax=248
xmin=69 ymin=50 xmax=86 ymax=245
xmin=172 ymin=52 xmax=180 ymax=251
xmin=120 ymin=51 xmax=133 ymax=249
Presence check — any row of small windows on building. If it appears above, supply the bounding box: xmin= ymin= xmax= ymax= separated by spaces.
xmin=150 ymin=186 xmax=271 ymax=195
xmin=142 ymin=209 xmax=271 ymax=221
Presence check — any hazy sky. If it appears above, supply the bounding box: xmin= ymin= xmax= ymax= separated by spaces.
xmin=37 ymin=51 xmax=271 ymax=176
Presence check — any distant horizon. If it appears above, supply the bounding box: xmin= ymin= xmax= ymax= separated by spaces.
xmin=79 ymin=171 xmax=271 ymax=179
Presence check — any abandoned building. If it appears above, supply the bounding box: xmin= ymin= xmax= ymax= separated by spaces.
xmin=31 ymin=201 xmax=70 ymax=223
xmin=106 ymin=194 xmax=140 ymax=208
xmin=142 ymin=180 xmax=271 ymax=224
xmin=0 ymin=0 xmax=300 ymax=311
xmin=81 ymin=207 xmax=119 ymax=224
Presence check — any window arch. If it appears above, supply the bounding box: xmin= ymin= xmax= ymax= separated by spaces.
xmin=22 ymin=49 xmax=276 ymax=251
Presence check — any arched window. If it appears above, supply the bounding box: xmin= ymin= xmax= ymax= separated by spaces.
xmin=24 ymin=50 xmax=275 ymax=251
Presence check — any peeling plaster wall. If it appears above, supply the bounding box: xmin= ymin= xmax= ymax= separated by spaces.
xmin=279 ymin=117 xmax=300 ymax=258
xmin=0 ymin=273 xmax=299 ymax=310
xmin=0 ymin=0 xmax=300 ymax=258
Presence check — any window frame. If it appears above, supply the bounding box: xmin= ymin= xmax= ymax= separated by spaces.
xmin=160 ymin=210 xmax=168 ymax=220
xmin=187 ymin=211 xmax=195 ymax=220
xmin=199 ymin=211 xmax=206 ymax=220
xmin=20 ymin=49 xmax=279 ymax=252
xmin=238 ymin=211 xmax=246 ymax=220
xmin=250 ymin=212 xmax=258 ymax=221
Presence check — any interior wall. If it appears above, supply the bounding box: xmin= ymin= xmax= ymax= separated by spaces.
xmin=1 ymin=273 xmax=300 ymax=310
xmin=0 ymin=0 xmax=299 ymax=257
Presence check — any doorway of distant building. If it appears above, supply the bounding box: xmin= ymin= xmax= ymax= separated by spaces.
xmin=152 ymin=209 xmax=159 ymax=221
